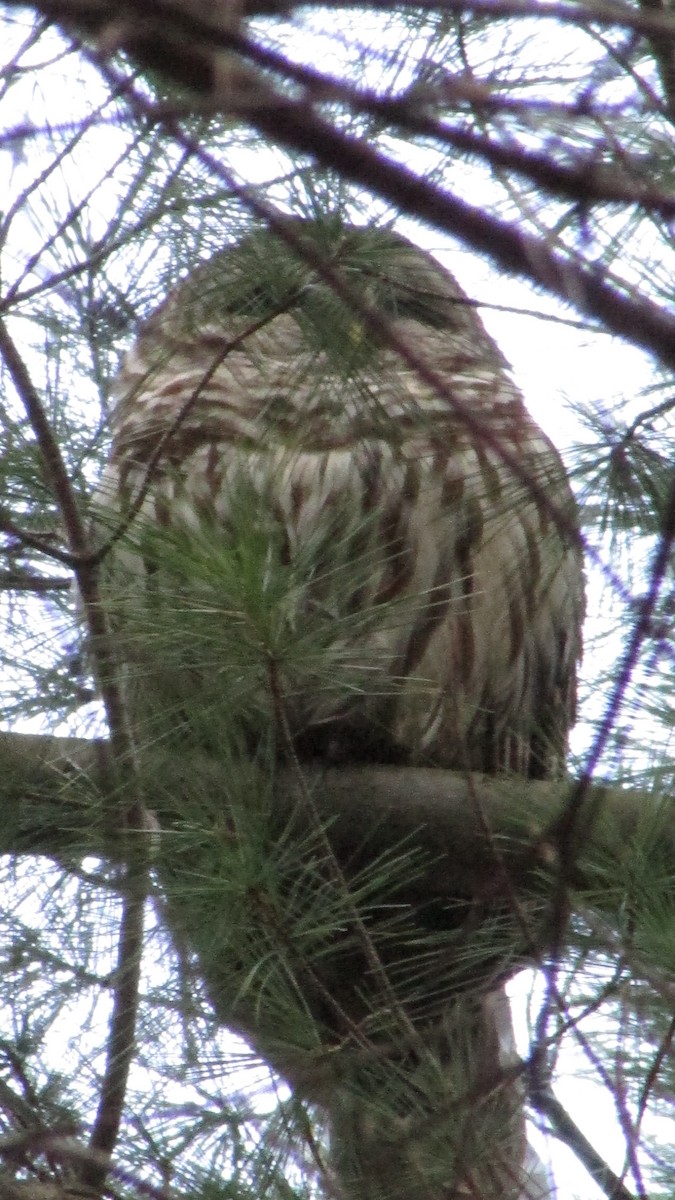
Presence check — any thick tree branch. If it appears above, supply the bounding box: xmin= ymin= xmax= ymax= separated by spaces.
xmin=1 ymin=729 xmax=670 ymax=903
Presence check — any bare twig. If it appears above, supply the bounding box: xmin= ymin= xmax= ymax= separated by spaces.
xmin=0 ymin=322 xmax=148 ymax=1195
xmin=0 ymin=570 xmax=72 ymax=593
xmin=529 ymin=1082 xmax=637 ymax=1200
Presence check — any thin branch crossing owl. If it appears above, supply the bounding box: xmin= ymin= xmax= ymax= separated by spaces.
xmin=96 ymin=218 xmax=584 ymax=1200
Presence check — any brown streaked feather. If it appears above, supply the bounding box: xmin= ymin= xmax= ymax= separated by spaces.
xmin=100 ymin=225 xmax=582 ymax=778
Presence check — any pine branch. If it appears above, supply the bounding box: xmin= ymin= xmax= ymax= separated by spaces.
xmin=1 ymin=729 xmax=670 ymax=911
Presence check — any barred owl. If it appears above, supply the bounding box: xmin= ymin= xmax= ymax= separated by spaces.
xmin=96 ymin=219 xmax=583 ymax=1200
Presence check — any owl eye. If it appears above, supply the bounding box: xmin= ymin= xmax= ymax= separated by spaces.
xmin=382 ymin=292 xmax=450 ymax=328
xmin=194 ymin=241 xmax=306 ymax=320
xmin=221 ymin=279 xmax=302 ymax=318
xmin=370 ymin=279 xmax=460 ymax=330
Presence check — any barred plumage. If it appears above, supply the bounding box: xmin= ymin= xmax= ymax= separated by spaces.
xmin=96 ymin=219 xmax=584 ymax=1200
xmin=101 ymin=221 xmax=582 ymax=776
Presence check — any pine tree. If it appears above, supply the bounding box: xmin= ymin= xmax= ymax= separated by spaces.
xmin=0 ymin=4 xmax=674 ymax=1199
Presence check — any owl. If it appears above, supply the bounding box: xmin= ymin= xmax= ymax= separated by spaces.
xmin=95 ymin=218 xmax=583 ymax=1200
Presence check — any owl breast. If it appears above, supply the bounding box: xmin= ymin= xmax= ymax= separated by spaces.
xmin=96 ymin=223 xmax=583 ymax=777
